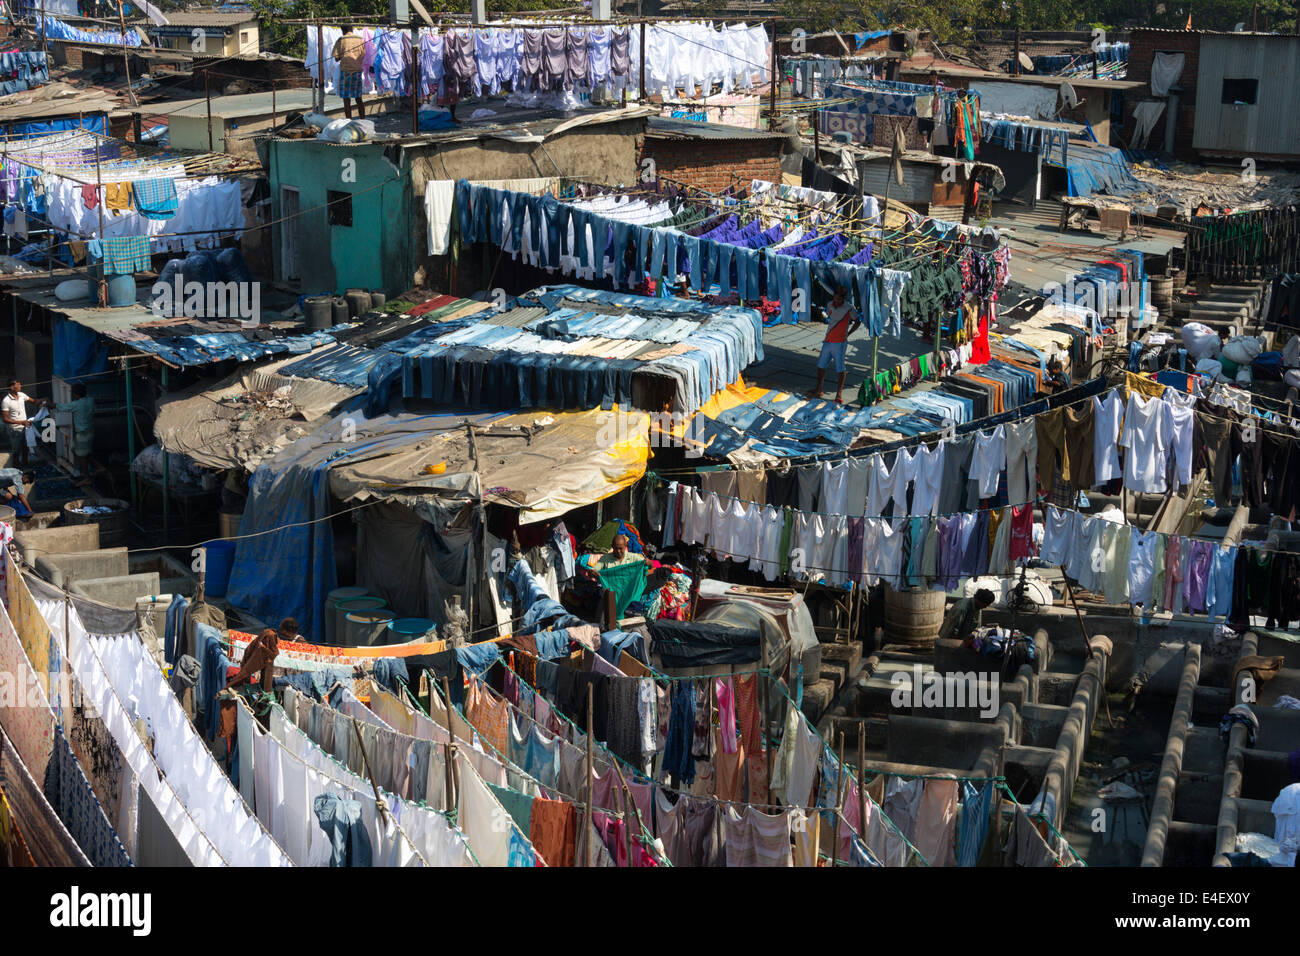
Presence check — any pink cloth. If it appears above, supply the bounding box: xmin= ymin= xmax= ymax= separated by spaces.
xmin=715 ymin=677 xmax=738 ymax=754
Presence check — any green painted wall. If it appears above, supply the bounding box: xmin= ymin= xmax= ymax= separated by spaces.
xmin=266 ymin=139 xmax=412 ymax=296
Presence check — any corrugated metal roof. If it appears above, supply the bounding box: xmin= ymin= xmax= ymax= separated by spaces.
xmin=645 ymin=116 xmax=787 ymax=140
xmin=138 ymin=11 xmax=258 ymax=27
xmin=1130 ymin=28 xmax=1300 ymax=37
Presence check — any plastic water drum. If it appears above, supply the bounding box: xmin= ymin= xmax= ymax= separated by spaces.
xmin=305 ymin=295 xmax=333 ymax=330
xmin=344 ymin=288 xmax=371 ymax=317
xmin=387 ymin=618 xmax=436 ymax=643
xmin=369 ymin=291 xmax=386 ymax=309
xmin=0 ymin=505 xmax=14 ymax=525
xmin=333 ymin=596 xmax=386 ymax=646
xmin=331 ymin=297 xmax=349 ymax=326
xmin=203 ymin=540 xmax=237 ymax=598
xmin=107 ymin=274 xmax=137 ymax=307
xmin=324 ymin=586 xmax=368 ymax=644
xmin=344 ymin=609 xmax=395 ymax=647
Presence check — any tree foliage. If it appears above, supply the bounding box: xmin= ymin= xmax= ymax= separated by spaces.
xmin=776 ymin=0 xmax=1298 ymax=41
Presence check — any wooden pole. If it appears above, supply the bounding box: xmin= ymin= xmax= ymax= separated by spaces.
xmin=760 ymin=640 xmax=773 ymax=792
xmin=350 ymin=716 xmax=388 ymax=825
xmin=438 ymin=674 xmax=458 ymax=811
xmin=205 ymin=70 xmax=214 ymax=152
xmin=638 ymin=22 xmax=646 ymax=104
xmin=857 ymin=730 xmax=868 ymax=853
xmin=271 ymin=80 xmax=277 ymax=131
xmin=584 ymin=683 xmax=595 ymax=866
xmin=612 ymin=759 xmax=648 ymax=865
xmin=830 ymin=733 xmax=847 ymax=865
xmin=410 ymin=24 xmax=420 ymax=134
xmin=768 ymin=21 xmax=778 ymax=131
xmin=92 ymin=136 xmax=107 ymax=307
xmin=117 ymin=2 xmax=138 ymax=108
xmin=316 ymin=23 xmax=326 ymax=113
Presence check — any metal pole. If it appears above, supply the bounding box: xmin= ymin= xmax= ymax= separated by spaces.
xmin=271 ymin=80 xmax=277 ymax=130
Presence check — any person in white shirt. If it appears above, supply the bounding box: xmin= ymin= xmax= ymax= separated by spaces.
xmin=811 ymin=286 xmax=861 ymax=404
xmin=2 ymin=379 xmax=45 ymax=469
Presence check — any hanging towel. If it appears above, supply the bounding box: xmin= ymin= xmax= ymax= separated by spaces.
xmin=132 ymin=178 xmax=179 ymax=220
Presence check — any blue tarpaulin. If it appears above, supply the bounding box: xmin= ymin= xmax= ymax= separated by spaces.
xmin=227 ymin=410 xmax=503 ymax=638
xmin=52 ymin=316 xmax=109 ymax=381
xmin=1045 ymin=140 xmax=1140 ymax=198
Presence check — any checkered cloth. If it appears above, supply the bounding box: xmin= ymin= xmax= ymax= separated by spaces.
xmin=338 ymin=70 xmax=364 ymax=99
xmin=101 ymin=236 xmax=152 ymax=276
xmin=132 ymin=177 xmax=178 ymax=221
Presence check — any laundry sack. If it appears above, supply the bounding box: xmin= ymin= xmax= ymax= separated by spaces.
xmin=1221 ymin=334 xmax=1263 ymax=366
xmin=1180 ymin=322 xmax=1220 ymax=359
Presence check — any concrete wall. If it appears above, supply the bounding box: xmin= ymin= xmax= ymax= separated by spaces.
xmin=15 ymin=524 xmax=99 ymax=565
xmin=71 ymin=572 xmax=162 ymax=608
xmin=267 ymin=139 xmax=408 ymax=296
xmin=152 ymin=24 xmax=260 ymax=57
xmin=639 ymin=135 xmax=783 ymax=192
xmin=34 ymin=547 xmax=129 ymax=589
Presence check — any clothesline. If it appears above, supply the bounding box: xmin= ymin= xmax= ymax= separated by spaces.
xmin=648 ymin=375 xmax=1110 ymax=477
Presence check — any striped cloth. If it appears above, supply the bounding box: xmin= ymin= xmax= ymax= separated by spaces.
xmin=100 ymin=236 xmax=152 ymax=276
xmin=132 ymin=177 xmax=178 ymax=220
xmin=338 ymin=69 xmax=364 ymax=99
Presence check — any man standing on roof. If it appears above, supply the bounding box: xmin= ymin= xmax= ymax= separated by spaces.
xmin=332 ymin=26 xmax=367 ymax=120
xmin=811 ymin=286 xmax=861 ymax=404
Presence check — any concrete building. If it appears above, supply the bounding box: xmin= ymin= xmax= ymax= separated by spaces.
xmin=260 ymin=105 xmax=652 ymax=296
xmin=142 ymin=11 xmax=261 ymax=57
xmin=1127 ymin=28 xmax=1300 ymax=161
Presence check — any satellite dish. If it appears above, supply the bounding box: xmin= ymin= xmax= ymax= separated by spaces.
xmin=1060 ymin=82 xmax=1079 ymax=109
xmin=1018 ymin=52 xmax=1034 ymax=72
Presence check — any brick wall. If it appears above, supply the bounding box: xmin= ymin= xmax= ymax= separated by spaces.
xmin=638 ymin=135 xmax=783 ymax=191
xmin=1126 ymin=30 xmax=1200 ymax=158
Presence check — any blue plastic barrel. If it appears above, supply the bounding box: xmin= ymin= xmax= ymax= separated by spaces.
xmin=107 ymin=274 xmax=137 ymax=307
xmin=203 ymin=540 xmax=237 ymax=598
xmin=387 ymin=618 xmax=437 ymax=641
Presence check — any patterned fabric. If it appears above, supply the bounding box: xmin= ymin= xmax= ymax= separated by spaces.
xmin=0 ymin=726 xmax=88 ymax=866
xmin=100 ymin=235 xmax=151 ymax=275
xmin=131 ymin=178 xmax=179 ymax=221
xmin=42 ymin=729 xmax=133 ymax=867
xmin=465 ymin=679 xmax=509 ymax=757
xmin=338 ymin=69 xmax=364 ymax=99
xmin=0 ymin=593 xmax=55 ymax=782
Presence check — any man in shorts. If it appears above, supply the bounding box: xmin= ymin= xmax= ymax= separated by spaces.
xmin=332 ymin=26 xmax=367 ymax=119
xmin=811 ymin=285 xmax=861 ymax=403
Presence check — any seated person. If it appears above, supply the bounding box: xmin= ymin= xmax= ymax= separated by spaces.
xmin=1041 ymin=357 xmax=1071 ymax=394
xmin=938 ymin=588 xmax=996 ymax=646
xmin=0 ymin=469 xmax=35 ymax=519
